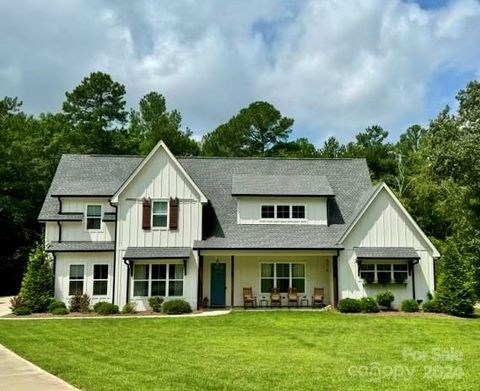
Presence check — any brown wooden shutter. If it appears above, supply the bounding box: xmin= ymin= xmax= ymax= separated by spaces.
xmin=142 ymin=198 xmax=151 ymax=230
xmin=169 ymin=197 xmax=179 ymax=230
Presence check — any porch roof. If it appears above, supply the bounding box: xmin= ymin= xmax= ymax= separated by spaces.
xmin=354 ymin=247 xmax=420 ymax=260
xmin=45 ymin=241 xmax=115 ymax=252
xmin=123 ymin=247 xmax=191 ymax=260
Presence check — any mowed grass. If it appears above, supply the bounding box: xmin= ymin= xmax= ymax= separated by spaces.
xmin=0 ymin=312 xmax=479 ymax=391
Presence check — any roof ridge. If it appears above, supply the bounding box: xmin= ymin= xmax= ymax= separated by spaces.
xmin=62 ymin=153 xmax=144 ymax=158
xmin=177 ymin=156 xmax=366 ymax=161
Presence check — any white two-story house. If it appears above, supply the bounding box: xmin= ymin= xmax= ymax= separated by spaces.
xmin=39 ymin=141 xmax=439 ymax=310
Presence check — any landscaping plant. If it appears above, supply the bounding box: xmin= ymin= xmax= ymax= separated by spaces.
xmin=69 ymin=293 xmax=91 ymax=313
xmin=401 ymin=299 xmax=419 ymax=312
xmin=359 ymin=297 xmax=379 ymax=313
xmin=18 ymin=243 xmax=53 ymax=312
xmin=48 ymin=300 xmax=67 ymax=313
xmin=148 ymin=296 xmax=164 ymax=312
xmin=93 ymin=302 xmax=119 ymax=315
xmin=376 ymin=291 xmax=395 ymax=309
xmin=162 ymin=299 xmax=192 ymax=314
xmin=337 ymin=298 xmax=361 ymax=313
xmin=122 ymin=302 xmax=137 ymax=314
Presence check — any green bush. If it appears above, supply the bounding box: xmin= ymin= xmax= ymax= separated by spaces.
xmin=51 ymin=307 xmax=69 ymax=315
xmin=436 ymin=241 xmax=476 ymax=317
xmin=338 ymin=298 xmax=362 ymax=313
xmin=162 ymin=299 xmax=192 ymax=314
xmin=48 ymin=300 xmax=66 ymax=313
xmin=9 ymin=295 xmax=24 ymax=312
xmin=401 ymin=299 xmax=419 ymax=312
xmin=19 ymin=244 xmax=54 ymax=312
xmin=122 ymin=302 xmax=137 ymax=314
xmin=93 ymin=301 xmax=119 ymax=315
xmin=69 ymin=293 xmax=91 ymax=313
xmin=376 ymin=291 xmax=395 ymax=309
xmin=148 ymin=296 xmax=164 ymax=312
xmin=360 ymin=297 xmax=379 ymax=313
xmin=422 ymin=299 xmax=442 ymax=313
xmin=14 ymin=306 xmax=32 ymax=316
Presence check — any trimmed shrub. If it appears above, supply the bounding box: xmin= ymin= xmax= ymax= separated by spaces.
xmin=122 ymin=302 xmax=137 ymax=314
xmin=401 ymin=299 xmax=419 ymax=312
xmin=436 ymin=241 xmax=476 ymax=317
xmin=14 ymin=306 xmax=32 ymax=316
xmin=93 ymin=301 xmax=119 ymax=315
xmin=48 ymin=300 xmax=66 ymax=313
xmin=162 ymin=299 xmax=192 ymax=314
xmin=9 ymin=295 xmax=24 ymax=312
xmin=422 ymin=299 xmax=441 ymax=313
xmin=148 ymin=296 xmax=164 ymax=312
xmin=19 ymin=244 xmax=54 ymax=312
xmin=338 ymin=298 xmax=362 ymax=313
xmin=360 ymin=297 xmax=379 ymax=313
xmin=51 ymin=307 xmax=69 ymax=315
xmin=70 ymin=293 xmax=91 ymax=313
xmin=376 ymin=291 xmax=395 ymax=309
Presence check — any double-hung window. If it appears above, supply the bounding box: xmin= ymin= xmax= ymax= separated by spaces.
xmin=86 ymin=205 xmax=102 ymax=230
xmin=69 ymin=265 xmax=85 ymax=295
xmin=133 ymin=264 xmax=184 ymax=297
xmin=260 ymin=262 xmax=306 ymax=293
xmin=93 ymin=264 xmax=108 ymax=296
xmin=152 ymin=201 xmax=168 ymax=228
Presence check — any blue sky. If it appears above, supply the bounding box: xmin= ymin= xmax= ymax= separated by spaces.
xmin=1 ymin=0 xmax=479 ymax=145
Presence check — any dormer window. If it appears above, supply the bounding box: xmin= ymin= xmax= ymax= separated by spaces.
xmin=277 ymin=205 xmax=290 ymax=219
xmin=261 ymin=205 xmax=275 ymax=219
xmin=292 ymin=205 xmax=305 ymax=219
xmin=86 ymin=205 xmax=102 ymax=230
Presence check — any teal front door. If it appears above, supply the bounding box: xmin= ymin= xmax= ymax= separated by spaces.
xmin=210 ymin=263 xmax=226 ymax=307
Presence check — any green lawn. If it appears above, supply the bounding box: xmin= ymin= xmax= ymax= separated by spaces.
xmin=0 ymin=312 xmax=478 ymax=390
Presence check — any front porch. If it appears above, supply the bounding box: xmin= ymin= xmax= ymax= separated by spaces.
xmin=198 ymin=250 xmax=338 ymax=309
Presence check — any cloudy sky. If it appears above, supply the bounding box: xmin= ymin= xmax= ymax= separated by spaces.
xmin=1 ymin=0 xmax=480 ymax=144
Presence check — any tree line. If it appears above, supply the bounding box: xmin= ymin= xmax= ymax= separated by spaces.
xmin=1 ymin=71 xmax=478 ymax=311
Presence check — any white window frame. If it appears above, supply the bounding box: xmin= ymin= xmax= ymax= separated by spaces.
xmin=259 ymin=262 xmax=306 ymax=294
xmin=85 ymin=204 xmax=103 ymax=232
xmin=151 ymin=200 xmax=169 ymax=229
xmin=68 ymin=263 xmax=86 ymax=296
xmin=132 ymin=263 xmax=184 ymax=298
xmin=92 ymin=263 xmax=109 ymax=297
xmin=259 ymin=204 xmax=307 ymax=221
xmin=360 ymin=262 xmax=409 ymax=284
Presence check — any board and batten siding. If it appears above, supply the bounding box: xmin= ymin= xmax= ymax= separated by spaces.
xmin=338 ymin=188 xmax=435 ymax=307
xmin=237 ymin=196 xmax=328 ymax=225
xmin=114 ymin=147 xmax=203 ymax=307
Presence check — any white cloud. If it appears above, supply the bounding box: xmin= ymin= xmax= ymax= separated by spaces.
xmin=1 ymin=0 xmax=480 ymax=144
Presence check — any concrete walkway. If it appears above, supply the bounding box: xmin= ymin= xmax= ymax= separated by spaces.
xmin=0 ymin=297 xmax=12 ymax=317
xmin=0 ymin=344 xmax=78 ymax=390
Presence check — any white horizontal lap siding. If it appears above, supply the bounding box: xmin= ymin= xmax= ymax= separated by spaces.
xmin=237 ymin=196 xmax=327 ymax=225
xmin=61 ymin=221 xmax=114 ymax=242
xmin=45 ymin=222 xmax=59 ymax=244
xmin=339 ymin=189 xmax=435 ymax=306
xmin=54 ymin=252 xmax=114 ymax=304
xmin=62 ymin=198 xmax=115 ymax=214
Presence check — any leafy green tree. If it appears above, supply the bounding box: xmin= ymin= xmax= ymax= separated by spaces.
xmin=268 ymin=138 xmax=317 ymax=157
xmin=128 ymin=92 xmax=199 ymax=156
xmin=318 ymin=136 xmax=346 ymax=158
xmin=62 ymin=72 xmax=127 ymax=153
xmin=436 ymin=240 xmax=476 ymax=317
xmin=202 ymin=101 xmax=293 ymax=156
xmin=19 ymin=243 xmax=54 ymax=312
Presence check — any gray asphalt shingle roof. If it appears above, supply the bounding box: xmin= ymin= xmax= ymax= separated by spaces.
xmin=40 ymin=154 xmax=375 ymax=249
xmin=177 ymin=157 xmax=372 ymax=249
xmin=38 ymin=154 xmax=142 ymax=220
xmin=355 ymin=247 xmax=420 ymax=259
xmin=45 ymin=241 xmax=115 ymax=252
xmin=124 ymin=247 xmax=191 ymax=259
xmin=231 ymin=174 xmax=334 ymax=196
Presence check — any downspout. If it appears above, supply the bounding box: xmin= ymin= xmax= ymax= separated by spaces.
xmin=109 ymin=201 xmax=118 ymax=305
xmin=411 ymin=259 xmax=419 ymax=300
xmin=123 ymin=259 xmax=130 ymax=303
xmin=333 ymin=253 xmax=339 ymax=308
xmin=57 ymin=221 xmax=62 ymax=243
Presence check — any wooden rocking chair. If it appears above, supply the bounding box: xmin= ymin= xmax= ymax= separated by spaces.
xmin=287 ymin=287 xmax=299 ymax=307
xmin=270 ymin=288 xmax=281 ymax=308
xmin=243 ymin=287 xmax=257 ymax=309
xmin=312 ymin=288 xmax=324 ymax=308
